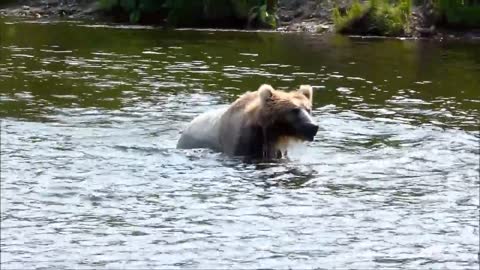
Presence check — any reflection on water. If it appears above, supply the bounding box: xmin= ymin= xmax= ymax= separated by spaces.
xmin=1 ymin=19 xmax=479 ymax=269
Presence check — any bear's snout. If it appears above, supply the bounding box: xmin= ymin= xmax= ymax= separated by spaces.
xmin=301 ymin=123 xmax=318 ymax=141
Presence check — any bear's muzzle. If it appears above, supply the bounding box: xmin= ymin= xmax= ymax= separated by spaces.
xmin=299 ymin=123 xmax=319 ymax=142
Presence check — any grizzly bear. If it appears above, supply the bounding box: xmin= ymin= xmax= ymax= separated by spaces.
xmin=176 ymin=84 xmax=318 ymax=159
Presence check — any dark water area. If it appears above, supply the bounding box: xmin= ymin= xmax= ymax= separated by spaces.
xmin=1 ymin=18 xmax=479 ymax=269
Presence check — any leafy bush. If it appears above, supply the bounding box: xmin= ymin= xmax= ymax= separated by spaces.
xmin=434 ymin=0 xmax=480 ymax=27
xmin=98 ymin=0 xmax=278 ymax=28
xmin=333 ymin=0 xmax=412 ymax=36
xmin=370 ymin=0 xmax=411 ymax=35
xmin=333 ymin=0 xmax=370 ymax=31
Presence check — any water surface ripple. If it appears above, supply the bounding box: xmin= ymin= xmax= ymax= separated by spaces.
xmin=1 ymin=20 xmax=479 ymax=269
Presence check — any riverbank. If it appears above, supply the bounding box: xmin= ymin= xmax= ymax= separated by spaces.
xmin=1 ymin=0 xmax=479 ymax=40
xmin=0 ymin=0 xmax=335 ymax=31
xmin=0 ymin=0 xmax=101 ymax=21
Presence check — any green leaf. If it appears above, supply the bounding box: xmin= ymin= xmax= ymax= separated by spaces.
xmin=129 ymin=9 xmax=141 ymax=23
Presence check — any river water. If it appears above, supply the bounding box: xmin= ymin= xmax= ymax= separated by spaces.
xmin=1 ymin=18 xmax=479 ymax=269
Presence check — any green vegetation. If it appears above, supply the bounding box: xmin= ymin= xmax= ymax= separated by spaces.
xmin=333 ymin=0 xmax=480 ymax=36
xmin=333 ymin=0 xmax=411 ymax=36
xmin=98 ymin=0 xmax=278 ymax=28
xmin=332 ymin=0 xmax=370 ymax=33
xmin=434 ymin=0 xmax=480 ymax=27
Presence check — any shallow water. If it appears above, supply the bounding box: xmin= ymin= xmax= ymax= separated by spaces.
xmin=1 ymin=19 xmax=479 ymax=269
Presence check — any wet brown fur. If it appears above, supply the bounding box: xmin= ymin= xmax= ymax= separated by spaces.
xmin=229 ymin=85 xmax=312 ymax=126
xmin=218 ymin=84 xmax=313 ymax=159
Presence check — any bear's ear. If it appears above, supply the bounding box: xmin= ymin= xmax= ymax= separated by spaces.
xmin=258 ymin=84 xmax=274 ymax=105
xmin=298 ymin=85 xmax=313 ymax=102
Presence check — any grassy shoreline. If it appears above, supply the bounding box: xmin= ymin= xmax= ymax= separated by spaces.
xmin=333 ymin=0 xmax=480 ymax=38
xmin=0 ymin=0 xmax=479 ymax=39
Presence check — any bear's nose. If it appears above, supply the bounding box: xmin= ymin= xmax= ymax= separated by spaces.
xmin=302 ymin=123 xmax=318 ymax=141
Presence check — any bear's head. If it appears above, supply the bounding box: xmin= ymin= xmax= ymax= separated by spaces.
xmin=247 ymin=84 xmax=319 ymax=157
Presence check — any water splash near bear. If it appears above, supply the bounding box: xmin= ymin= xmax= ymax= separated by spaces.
xmin=275 ymin=136 xmax=304 ymax=159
